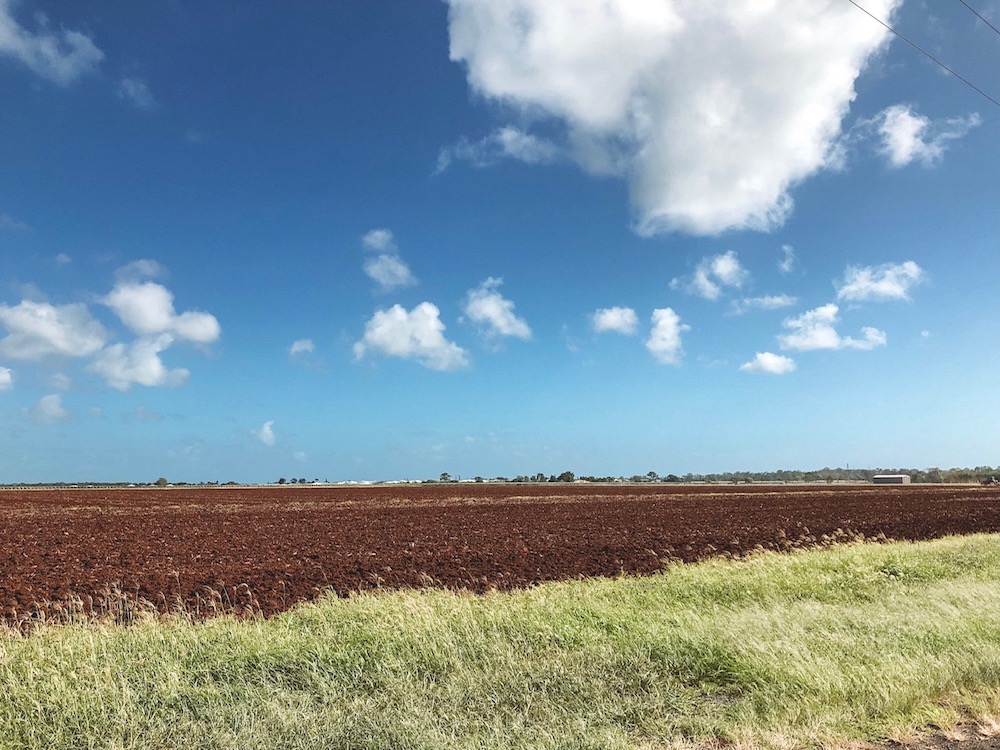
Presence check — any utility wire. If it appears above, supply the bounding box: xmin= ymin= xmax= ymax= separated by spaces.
xmin=847 ymin=0 xmax=1000 ymax=109
xmin=956 ymin=0 xmax=1000 ymax=39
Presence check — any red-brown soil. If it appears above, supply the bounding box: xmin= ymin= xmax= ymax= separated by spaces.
xmin=1 ymin=483 xmax=998 ymax=625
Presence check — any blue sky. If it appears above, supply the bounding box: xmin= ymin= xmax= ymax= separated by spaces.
xmin=1 ymin=0 xmax=998 ymax=483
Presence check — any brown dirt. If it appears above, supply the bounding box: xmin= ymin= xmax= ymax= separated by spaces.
xmin=1 ymin=483 xmax=998 ymax=625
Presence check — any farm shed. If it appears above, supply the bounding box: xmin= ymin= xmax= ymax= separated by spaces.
xmin=872 ymin=474 xmax=911 ymax=484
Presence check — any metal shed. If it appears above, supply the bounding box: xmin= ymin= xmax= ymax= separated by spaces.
xmin=872 ymin=474 xmax=911 ymax=484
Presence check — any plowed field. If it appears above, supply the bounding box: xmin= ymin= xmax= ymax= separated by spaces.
xmin=1 ymin=483 xmax=998 ymax=624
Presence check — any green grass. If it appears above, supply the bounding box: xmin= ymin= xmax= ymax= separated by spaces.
xmin=3 ymin=535 xmax=1000 ymax=749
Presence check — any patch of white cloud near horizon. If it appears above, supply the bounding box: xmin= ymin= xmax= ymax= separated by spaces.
xmin=289 ymin=339 xmax=315 ymax=356
xmin=102 ymin=280 xmax=220 ymax=344
xmin=0 ymin=300 xmax=107 ymax=360
xmin=447 ymin=0 xmax=900 ymax=235
xmin=23 ymin=393 xmax=70 ymax=425
xmin=740 ymin=352 xmax=796 ymax=375
xmin=116 ymin=77 xmax=156 ymax=110
xmin=592 ymin=306 xmax=638 ymax=335
xmin=872 ymin=104 xmax=980 ymax=168
xmin=361 ymin=228 xmax=417 ymax=291
xmin=778 ymin=303 xmax=886 ymax=352
xmin=436 ymin=126 xmax=560 ymax=172
xmin=89 ymin=334 xmax=189 ymax=391
xmin=836 ymin=260 xmax=923 ymax=302
xmin=463 ymin=277 xmax=532 ymax=340
xmin=645 ymin=308 xmax=689 ymax=365
xmin=673 ymin=250 xmax=748 ymax=301
xmin=255 ymin=420 xmax=276 ymax=447
xmin=0 ymin=0 xmax=104 ymax=84
xmin=731 ymin=294 xmax=798 ymax=315
xmin=354 ymin=302 xmax=469 ymax=372
xmin=0 ymin=366 xmax=12 ymax=390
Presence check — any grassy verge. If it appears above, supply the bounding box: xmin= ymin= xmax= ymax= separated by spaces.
xmin=3 ymin=534 xmax=1000 ymax=749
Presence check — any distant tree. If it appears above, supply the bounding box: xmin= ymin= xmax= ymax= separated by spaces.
xmin=278 ymin=477 xmax=286 ymax=485
xmin=440 ymin=472 xmax=452 ymax=483
xmin=557 ymin=470 xmax=575 ymax=483
xmin=154 ymin=477 xmax=168 ymax=487
xmin=299 ymin=477 xmax=307 ymax=484
xmin=647 ymin=471 xmax=659 ymax=482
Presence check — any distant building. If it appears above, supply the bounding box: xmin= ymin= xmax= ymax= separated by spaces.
xmin=872 ymin=474 xmax=911 ymax=485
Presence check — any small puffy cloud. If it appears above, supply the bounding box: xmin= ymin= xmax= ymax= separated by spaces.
xmin=0 ymin=366 xmax=12 ymax=390
xmin=779 ymin=244 xmax=796 ymax=274
xmin=463 ymin=277 xmax=532 ymax=340
xmin=873 ymin=104 xmax=980 ymax=168
xmin=0 ymin=1 xmax=104 ymax=84
xmin=0 ymin=300 xmax=107 ymax=360
xmin=23 ymin=394 xmax=70 ymax=425
xmin=674 ymin=250 xmax=748 ymax=301
xmin=740 ymin=352 xmax=796 ymax=375
xmin=0 ymin=213 xmax=29 ymax=231
xmin=116 ymin=76 xmax=157 ymax=110
xmin=836 ymin=261 xmax=923 ymax=302
xmin=436 ymin=126 xmax=560 ymax=172
xmin=289 ymin=338 xmax=315 ymax=356
xmin=778 ymin=304 xmax=886 ymax=352
xmin=115 ymin=258 xmax=164 ymax=282
xmin=54 ymin=253 xmax=71 ymax=266
xmin=89 ymin=334 xmax=189 ymax=391
xmin=361 ymin=228 xmax=417 ymax=291
xmin=255 ymin=420 xmax=276 ymax=447
xmin=645 ymin=307 xmax=689 ymax=365
xmin=731 ymin=294 xmax=798 ymax=315
xmin=49 ymin=372 xmax=71 ymax=391
xmin=103 ymin=280 xmax=220 ymax=344
xmin=591 ymin=306 xmax=638 ymax=335
xmin=354 ymin=302 xmax=469 ymax=371
xmin=447 ymin=0 xmax=901 ymax=235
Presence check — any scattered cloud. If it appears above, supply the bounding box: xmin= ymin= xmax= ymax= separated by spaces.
xmin=463 ymin=277 xmax=532 ymax=341
xmin=102 ymin=279 xmax=221 ymax=344
xmin=23 ymin=393 xmax=70 ymax=425
xmin=49 ymin=372 xmax=70 ymax=391
xmin=447 ymin=0 xmax=900 ymax=235
xmin=0 ymin=300 xmax=108 ymax=360
xmin=591 ymin=306 xmax=638 ymax=335
xmin=778 ymin=304 xmax=887 ymax=352
xmin=779 ymin=244 xmax=796 ymax=274
xmin=289 ymin=338 xmax=315 ymax=356
xmin=436 ymin=125 xmax=559 ymax=172
xmin=361 ymin=228 xmax=417 ymax=291
xmin=54 ymin=253 xmax=71 ymax=266
xmin=836 ymin=260 xmax=923 ymax=302
xmin=645 ymin=307 xmax=689 ymax=365
xmin=0 ymin=0 xmax=104 ymax=84
xmin=731 ymin=294 xmax=798 ymax=315
xmin=255 ymin=420 xmax=276 ymax=446
xmin=871 ymin=104 xmax=980 ymax=168
xmin=114 ymin=258 xmax=165 ymax=283
xmin=354 ymin=302 xmax=469 ymax=371
xmin=0 ymin=212 xmax=29 ymax=231
xmin=0 ymin=366 xmax=12 ymax=390
xmin=89 ymin=333 xmax=189 ymax=391
xmin=673 ymin=250 xmax=748 ymax=301
xmin=740 ymin=352 xmax=796 ymax=375
xmin=116 ymin=76 xmax=157 ymax=110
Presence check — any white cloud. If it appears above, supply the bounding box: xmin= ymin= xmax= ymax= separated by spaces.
xmin=116 ymin=76 xmax=156 ymax=110
xmin=49 ymin=372 xmax=70 ymax=391
xmin=731 ymin=295 xmax=798 ymax=315
xmin=436 ymin=125 xmax=560 ymax=172
xmin=778 ymin=304 xmax=887 ymax=352
xmin=873 ymin=104 xmax=980 ymax=168
xmin=0 ymin=300 xmax=107 ymax=360
xmin=645 ymin=307 xmax=689 ymax=365
xmin=779 ymin=244 xmax=796 ymax=274
xmin=0 ymin=212 xmax=29 ymax=231
xmin=447 ymin=0 xmax=900 ymax=235
xmin=463 ymin=277 xmax=532 ymax=340
xmin=0 ymin=0 xmax=104 ymax=84
xmin=89 ymin=334 xmax=189 ymax=391
xmin=23 ymin=393 xmax=70 ymax=425
xmin=740 ymin=352 xmax=796 ymax=375
xmin=591 ymin=306 xmax=638 ymax=335
xmin=354 ymin=302 xmax=469 ymax=371
xmin=290 ymin=338 xmax=315 ymax=356
xmin=0 ymin=366 xmax=12 ymax=390
xmin=103 ymin=280 xmax=221 ymax=344
xmin=361 ymin=228 xmax=417 ymax=291
xmin=255 ymin=420 xmax=276 ymax=447
xmin=115 ymin=258 xmax=164 ymax=282
xmin=836 ymin=261 xmax=923 ymax=302
xmin=675 ymin=250 xmax=748 ymax=301
xmin=54 ymin=253 xmax=71 ymax=266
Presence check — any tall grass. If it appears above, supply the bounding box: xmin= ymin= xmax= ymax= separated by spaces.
xmin=2 ymin=534 xmax=1000 ymax=749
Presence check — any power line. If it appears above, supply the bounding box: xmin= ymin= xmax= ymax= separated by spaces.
xmin=956 ymin=0 xmax=1000 ymax=40
xmin=847 ymin=0 xmax=1000 ymax=109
